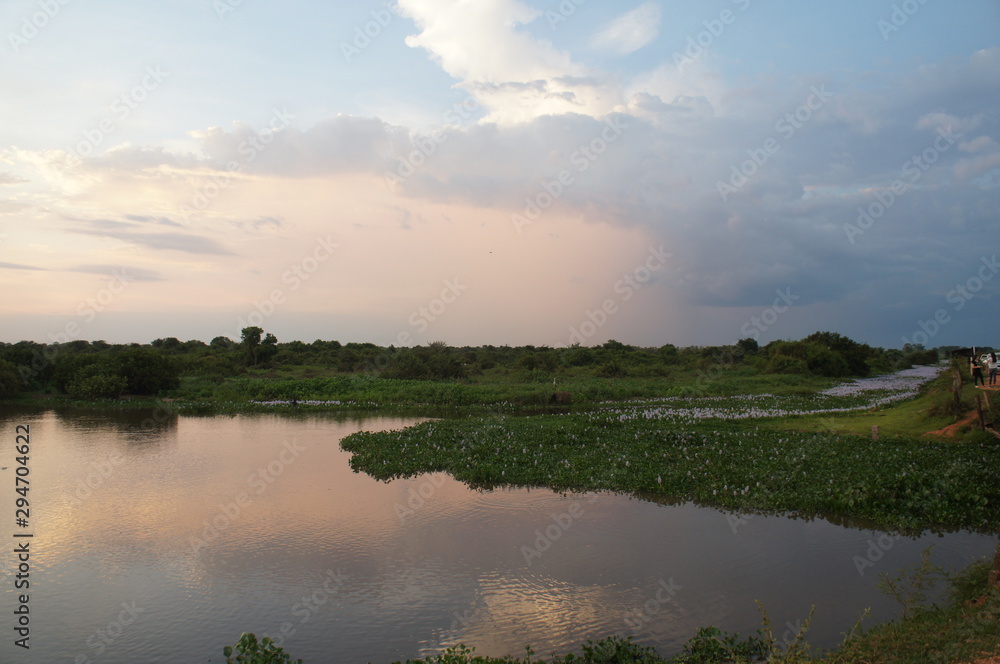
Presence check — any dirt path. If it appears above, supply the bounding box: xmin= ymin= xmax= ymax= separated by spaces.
xmin=924 ymin=410 xmax=979 ymax=437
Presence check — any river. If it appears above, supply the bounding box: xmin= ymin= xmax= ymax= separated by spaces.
xmin=0 ymin=407 xmax=993 ymax=663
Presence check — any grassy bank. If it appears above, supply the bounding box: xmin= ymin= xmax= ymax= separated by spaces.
xmin=768 ymin=368 xmax=992 ymax=441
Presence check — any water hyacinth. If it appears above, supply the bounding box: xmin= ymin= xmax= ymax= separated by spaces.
xmin=602 ymin=365 xmax=944 ymax=424
xmin=340 ymin=365 xmax=999 ymax=533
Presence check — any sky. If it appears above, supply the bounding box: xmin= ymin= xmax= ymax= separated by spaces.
xmin=1 ymin=0 xmax=998 ymax=350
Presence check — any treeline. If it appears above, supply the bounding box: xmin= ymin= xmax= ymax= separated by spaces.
xmin=0 ymin=330 xmax=941 ymax=399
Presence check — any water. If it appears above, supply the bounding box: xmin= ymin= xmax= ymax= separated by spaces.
xmin=0 ymin=407 xmax=994 ymax=664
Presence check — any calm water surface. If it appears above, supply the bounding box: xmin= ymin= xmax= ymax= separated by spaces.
xmin=0 ymin=407 xmax=994 ymax=664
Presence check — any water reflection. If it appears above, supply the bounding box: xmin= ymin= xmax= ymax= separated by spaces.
xmin=0 ymin=408 xmax=993 ymax=664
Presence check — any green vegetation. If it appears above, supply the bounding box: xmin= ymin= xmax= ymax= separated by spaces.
xmin=224 ymin=632 xmax=302 ymax=664
xmin=3 ymin=331 xmax=994 ymax=661
xmin=831 ymin=557 xmax=999 ymax=664
xmin=339 ymin=360 xmax=999 ymax=533
xmin=342 ymin=413 xmax=998 ymax=533
xmin=0 ymin=330 xmax=954 ymax=411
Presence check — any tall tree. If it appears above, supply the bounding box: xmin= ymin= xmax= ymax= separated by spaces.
xmin=241 ymin=326 xmax=263 ymax=366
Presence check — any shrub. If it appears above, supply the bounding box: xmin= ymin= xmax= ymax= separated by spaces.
xmin=0 ymin=359 xmax=22 ymax=397
xmin=223 ymin=632 xmax=302 ymax=664
xmin=67 ymin=367 xmax=127 ymax=399
xmin=765 ymin=355 xmax=809 ymax=375
xmin=114 ymin=347 xmax=180 ymax=394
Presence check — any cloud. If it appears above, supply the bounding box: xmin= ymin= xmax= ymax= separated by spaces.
xmin=5 ymin=26 xmax=993 ymax=337
xmin=192 ymin=115 xmax=406 ymax=176
xmin=124 ymin=214 xmax=183 ymax=227
xmin=0 ymin=171 xmax=27 ymax=185
xmin=231 ymin=216 xmax=284 ymax=233
xmin=398 ymin=0 xmax=620 ymax=123
xmin=592 ymin=2 xmax=661 ymax=55
xmin=399 ymin=0 xmax=576 ymax=82
xmin=67 ymin=265 xmax=163 ymax=282
xmin=70 ymin=227 xmax=236 ymax=255
xmin=0 ymin=261 xmax=48 ymax=271
xmin=0 ymin=261 xmax=162 ymax=282
xmin=916 ymin=112 xmax=983 ymax=134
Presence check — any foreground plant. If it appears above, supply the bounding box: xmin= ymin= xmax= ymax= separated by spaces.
xmin=876 ymin=546 xmax=946 ymax=618
xmin=223 ymin=632 xmax=302 ymax=664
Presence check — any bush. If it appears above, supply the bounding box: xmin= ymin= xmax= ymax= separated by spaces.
xmin=670 ymin=626 xmax=768 ymax=663
xmin=805 ymin=346 xmax=850 ymax=377
xmin=765 ymin=355 xmax=809 ymax=375
xmin=949 ymin=558 xmax=993 ymax=604
xmin=53 ymin=354 xmax=104 ymax=392
xmin=67 ymin=368 xmax=127 ymax=400
xmin=597 ymin=361 xmax=627 ymax=378
xmin=0 ymin=359 xmax=23 ymax=397
xmin=115 ymin=347 xmax=180 ymax=394
xmin=224 ymin=632 xmax=302 ymax=664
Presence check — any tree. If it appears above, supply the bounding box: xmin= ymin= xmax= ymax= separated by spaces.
xmin=67 ymin=363 xmax=127 ymax=399
xmin=210 ymin=336 xmax=234 ymax=349
xmin=115 ymin=348 xmax=180 ymax=395
xmin=240 ymin=327 xmax=278 ymax=366
xmin=258 ymin=333 xmax=279 ymax=365
xmin=0 ymin=359 xmax=22 ymax=398
xmin=151 ymin=337 xmax=181 ymax=351
xmin=241 ymin=327 xmax=263 ymax=366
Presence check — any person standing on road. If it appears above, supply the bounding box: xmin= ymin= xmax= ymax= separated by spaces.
xmin=989 ymin=353 xmax=998 ymax=386
xmin=972 ymin=356 xmax=986 ymax=386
